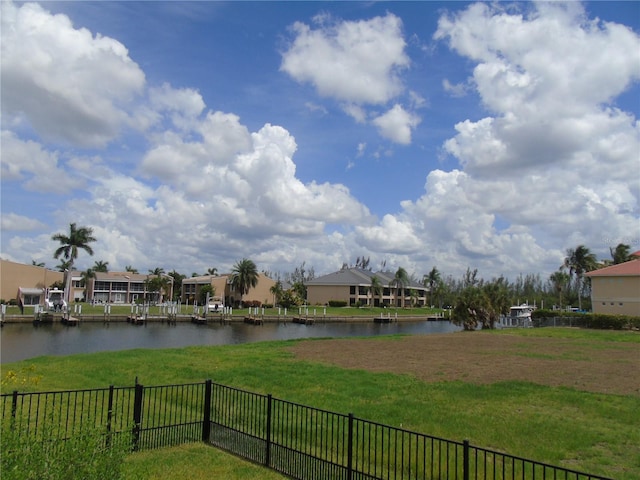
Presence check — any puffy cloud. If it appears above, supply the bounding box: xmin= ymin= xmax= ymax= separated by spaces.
xmin=281 ymin=13 xmax=409 ymax=105
xmin=372 ymin=104 xmax=421 ymax=145
xmin=0 ymin=1 xmax=145 ymax=147
xmin=281 ymin=13 xmax=423 ymax=144
xmin=1 ymin=213 xmax=47 ymax=232
xmin=0 ymin=131 xmax=81 ymax=193
xmin=435 ymin=2 xmax=640 ymax=176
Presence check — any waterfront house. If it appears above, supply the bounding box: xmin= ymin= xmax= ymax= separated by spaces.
xmin=306 ymin=267 xmax=428 ymax=307
xmin=585 ymin=255 xmax=640 ymax=316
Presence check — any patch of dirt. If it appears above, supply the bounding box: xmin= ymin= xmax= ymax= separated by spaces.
xmin=289 ymin=333 xmax=640 ymax=395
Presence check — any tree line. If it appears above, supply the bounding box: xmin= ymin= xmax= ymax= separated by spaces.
xmin=45 ymin=224 xmax=635 ymax=313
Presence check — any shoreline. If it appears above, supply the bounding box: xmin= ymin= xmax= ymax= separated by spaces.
xmin=1 ymin=313 xmax=448 ymax=325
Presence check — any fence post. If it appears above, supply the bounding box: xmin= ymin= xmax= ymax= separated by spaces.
xmin=347 ymin=413 xmax=354 ymax=480
xmin=463 ymin=439 xmax=470 ymax=480
xmin=202 ymin=380 xmax=212 ymax=443
xmin=265 ymin=394 xmax=272 ymax=467
xmin=106 ymin=385 xmax=114 ymax=447
xmin=132 ymin=383 xmax=143 ymax=451
xmin=11 ymin=390 xmax=18 ymax=430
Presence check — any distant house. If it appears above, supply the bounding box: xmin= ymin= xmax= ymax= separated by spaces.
xmin=585 ymin=255 xmax=640 ymax=316
xmin=86 ymin=271 xmax=174 ymax=304
xmin=182 ymin=273 xmax=276 ymax=307
xmin=306 ymin=267 xmax=428 ymax=307
xmin=0 ymin=259 xmax=64 ymax=308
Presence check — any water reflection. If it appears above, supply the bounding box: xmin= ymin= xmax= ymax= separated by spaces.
xmin=0 ymin=320 xmax=461 ymax=363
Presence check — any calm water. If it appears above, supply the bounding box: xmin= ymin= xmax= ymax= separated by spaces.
xmin=0 ymin=320 xmax=460 ymax=363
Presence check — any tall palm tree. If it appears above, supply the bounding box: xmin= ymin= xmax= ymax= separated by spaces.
xmin=207 ymin=267 xmax=218 ymax=276
xmin=231 ymin=258 xmax=259 ymax=306
xmin=149 ymin=267 xmax=165 ymax=276
xmin=549 ymin=270 xmax=570 ymax=311
xmin=610 ymin=243 xmax=632 ymax=264
xmin=369 ymin=276 xmax=382 ymax=307
xmin=81 ymin=268 xmax=95 ymax=301
xmin=423 ymin=267 xmax=441 ymax=308
xmin=391 ymin=267 xmax=410 ymax=308
xmin=563 ymin=245 xmax=598 ymax=310
xmin=270 ymin=280 xmax=284 ymax=306
xmin=93 ymin=260 xmax=109 ymax=272
xmin=125 ymin=265 xmax=139 ymax=274
xmin=52 ymin=223 xmax=96 ymax=271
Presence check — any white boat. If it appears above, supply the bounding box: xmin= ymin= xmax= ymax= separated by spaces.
xmin=207 ymin=295 xmax=224 ymax=314
xmin=44 ymin=288 xmax=67 ymax=311
xmin=502 ymin=304 xmax=535 ymax=328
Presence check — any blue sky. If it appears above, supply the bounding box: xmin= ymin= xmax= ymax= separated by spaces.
xmin=1 ymin=1 xmax=639 ymax=282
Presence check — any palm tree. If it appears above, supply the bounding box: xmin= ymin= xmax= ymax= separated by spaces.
xmin=32 ymin=260 xmax=45 ymax=267
xmin=563 ymin=245 xmax=598 ymax=310
xmin=93 ymin=260 xmax=109 ymax=273
xmin=207 ymin=267 xmax=218 ymax=276
xmin=149 ymin=267 xmax=165 ymax=276
xmin=369 ymin=276 xmax=382 ymax=307
xmin=125 ymin=265 xmax=139 ymax=274
xmin=52 ymin=223 xmax=97 ymax=271
xmin=549 ymin=270 xmax=570 ymax=311
xmin=610 ymin=243 xmax=632 ymax=264
xmin=231 ymin=258 xmax=259 ymax=307
xmin=270 ymin=280 xmax=284 ymax=306
xmin=55 ymin=259 xmax=72 ymax=272
xmin=423 ymin=267 xmax=441 ymax=308
xmin=81 ymin=268 xmax=95 ymax=301
xmin=391 ymin=267 xmax=410 ymax=308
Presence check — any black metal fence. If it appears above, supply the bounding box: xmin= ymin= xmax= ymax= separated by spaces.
xmin=1 ymin=381 xmax=612 ymax=480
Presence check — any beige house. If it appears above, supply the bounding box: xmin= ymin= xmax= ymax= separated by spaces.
xmin=586 ymin=257 xmax=640 ymax=316
xmin=0 ymin=259 xmax=65 ymax=307
xmin=182 ymin=273 xmax=276 ymax=307
xmin=87 ymin=271 xmax=174 ymax=304
xmin=306 ymin=268 xmax=428 ymax=307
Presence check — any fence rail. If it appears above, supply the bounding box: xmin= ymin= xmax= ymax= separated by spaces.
xmin=1 ymin=381 xmax=612 ymax=480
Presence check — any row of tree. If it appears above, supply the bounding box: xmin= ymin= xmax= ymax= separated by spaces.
xmin=47 ymin=224 xmax=635 ymax=314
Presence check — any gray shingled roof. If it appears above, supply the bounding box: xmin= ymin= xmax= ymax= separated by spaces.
xmin=307 ymin=268 xmax=424 ymax=289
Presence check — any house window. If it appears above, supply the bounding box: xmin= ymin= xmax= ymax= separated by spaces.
xmin=350 ymin=286 xmax=356 ymax=295
xmin=358 ymin=286 xmax=367 ymax=296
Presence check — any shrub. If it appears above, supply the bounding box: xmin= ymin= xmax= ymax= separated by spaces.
xmin=532 ymin=310 xmax=639 ymax=330
xmin=328 ymin=300 xmax=347 ymax=307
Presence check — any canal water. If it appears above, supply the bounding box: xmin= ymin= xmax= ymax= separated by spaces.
xmin=0 ymin=320 xmax=461 ymax=363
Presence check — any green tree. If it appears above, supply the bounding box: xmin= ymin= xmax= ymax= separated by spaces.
xmin=270 ymin=280 xmax=284 ymax=306
xmin=391 ymin=267 xmax=409 ymax=307
xmin=369 ymin=276 xmax=382 ymax=307
xmin=81 ymin=268 xmax=96 ymax=301
xmin=423 ymin=267 xmax=441 ymax=308
xmin=563 ymin=245 xmax=598 ymax=310
xmin=610 ymin=243 xmax=633 ymax=264
xmin=199 ymin=284 xmax=214 ymax=305
xmin=31 ymin=260 xmax=45 ymax=267
xmin=149 ymin=267 xmax=165 ymax=276
xmin=125 ymin=265 xmax=139 ymax=274
xmin=482 ymin=277 xmax=510 ymax=328
xmin=231 ymin=258 xmax=259 ymax=306
xmin=52 ymin=223 xmax=96 ymax=271
xmin=452 ymin=285 xmax=488 ymax=331
xmin=93 ymin=260 xmax=109 ymax=272
xmin=549 ymin=269 xmax=570 ymax=311
xmin=207 ymin=267 xmax=218 ymax=276
xmin=167 ymin=270 xmax=185 ymax=300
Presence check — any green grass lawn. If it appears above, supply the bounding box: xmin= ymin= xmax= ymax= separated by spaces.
xmin=2 ymin=328 xmax=638 ymax=479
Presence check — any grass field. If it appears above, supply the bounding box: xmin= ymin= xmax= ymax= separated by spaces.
xmin=1 ymin=328 xmax=638 ymax=479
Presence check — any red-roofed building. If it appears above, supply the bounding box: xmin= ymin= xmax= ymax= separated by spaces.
xmin=585 ymin=258 xmax=640 ymax=316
